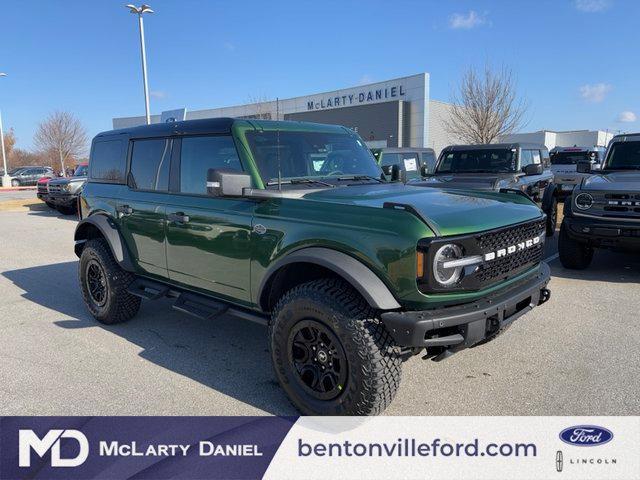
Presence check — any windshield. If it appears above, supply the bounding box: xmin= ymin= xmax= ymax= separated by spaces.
xmin=436 ymin=149 xmax=515 ymax=173
xmin=245 ymin=130 xmax=382 ymax=184
xmin=550 ymin=151 xmax=590 ymax=165
xmin=74 ymin=164 xmax=88 ymax=176
xmin=604 ymin=141 xmax=640 ymax=170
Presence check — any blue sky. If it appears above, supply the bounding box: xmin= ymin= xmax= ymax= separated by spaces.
xmin=1 ymin=0 xmax=638 ymax=150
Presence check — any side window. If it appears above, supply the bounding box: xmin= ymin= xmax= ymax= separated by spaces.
xmin=180 ymin=136 xmax=242 ymax=195
xmin=422 ymin=152 xmax=437 ymax=172
xmin=401 ymin=152 xmax=419 ymax=172
xmin=531 ymin=150 xmax=541 ymax=165
xmin=128 ymin=138 xmax=171 ymax=191
xmin=90 ymin=139 xmax=126 ymax=183
xmin=439 ymin=153 xmax=454 ymax=171
xmin=380 ymin=153 xmax=401 ymax=167
xmin=520 ymin=149 xmax=533 ymax=169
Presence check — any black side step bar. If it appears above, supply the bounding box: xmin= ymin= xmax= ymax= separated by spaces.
xmin=127 ymin=278 xmax=170 ymax=300
xmin=173 ymin=293 xmax=229 ymax=320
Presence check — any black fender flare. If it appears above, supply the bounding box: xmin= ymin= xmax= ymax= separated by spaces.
xmin=74 ymin=214 xmax=135 ymax=271
xmin=258 ymin=247 xmax=402 ymax=311
xmin=541 ymin=182 xmax=557 ymax=213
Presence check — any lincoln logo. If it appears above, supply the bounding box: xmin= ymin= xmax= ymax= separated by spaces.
xmin=483 ymin=234 xmax=542 ymax=262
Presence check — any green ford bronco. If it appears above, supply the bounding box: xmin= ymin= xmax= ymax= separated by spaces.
xmin=75 ymin=118 xmax=551 ymax=415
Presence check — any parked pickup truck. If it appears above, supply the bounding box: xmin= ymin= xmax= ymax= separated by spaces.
xmin=550 ymin=146 xmax=606 ymax=199
xmin=75 ymin=119 xmax=551 ymax=415
xmin=414 ymin=143 xmax=559 ymax=237
xmin=47 ymin=163 xmax=88 ymax=215
xmin=559 ymin=134 xmax=640 ymax=269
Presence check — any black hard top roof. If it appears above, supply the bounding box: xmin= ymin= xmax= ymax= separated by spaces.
xmin=94 ymin=117 xmax=350 ymax=140
xmin=442 ymin=143 xmax=546 ymax=151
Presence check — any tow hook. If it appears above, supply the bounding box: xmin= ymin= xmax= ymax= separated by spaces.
xmin=538 ymin=288 xmax=551 ymax=305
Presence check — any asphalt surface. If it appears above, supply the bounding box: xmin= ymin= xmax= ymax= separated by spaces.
xmin=0 ymin=194 xmax=638 ymax=416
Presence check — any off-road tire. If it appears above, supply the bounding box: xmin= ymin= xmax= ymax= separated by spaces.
xmin=558 ymin=222 xmax=593 ymax=269
xmin=269 ymin=278 xmax=402 ymax=415
xmin=79 ymin=239 xmax=141 ymax=324
xmin=45 ymin=201 xmax=56 ymax=209
xmin=545 ymin=197 xmax=558 ymax=237
xmin=57 ymin=205 xmax=77 ymax=216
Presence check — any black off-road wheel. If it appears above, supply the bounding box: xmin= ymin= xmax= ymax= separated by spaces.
xmin=45 ymin=201 xmax=56 ymax=209
xmin=545 ymin=197 xmax=558 ymax=237
xmin=79 ymin=239 xmax=141 ymax=324
xmin=269 ymin=278 xmax=402 ymax=415
xmin=558 ymin=222 xmax=593 ymax=269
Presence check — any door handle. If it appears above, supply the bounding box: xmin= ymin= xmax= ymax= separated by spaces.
xmin=169 ymin=212 xmax=190 ymax=224
xmin=116 ymin=204 xmax=133 ymax=216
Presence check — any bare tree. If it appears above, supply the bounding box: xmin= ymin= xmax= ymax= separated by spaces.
xmin=445 ymin=64 xmax=528 ymax=144
xmin=34 ymin=111 xmax=88 ymax=175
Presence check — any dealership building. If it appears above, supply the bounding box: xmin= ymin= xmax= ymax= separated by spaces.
xmin=113 ymin=73 xmax=462 ymax=154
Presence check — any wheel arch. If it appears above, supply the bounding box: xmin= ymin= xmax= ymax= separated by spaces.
xmin=541 ymin=182 xmax=558 ymax=213
xmin=74 ymin=214 xmax=135 ymax=271
xmin=258 ymin=247 xmax=401 ymax=313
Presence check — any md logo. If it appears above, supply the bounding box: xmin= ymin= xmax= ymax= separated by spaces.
xmin=19 ymin=429 xmax=89 ymax=467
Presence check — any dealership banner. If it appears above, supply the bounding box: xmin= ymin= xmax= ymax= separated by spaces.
xmin=1 ymin=416 xmax=638 ymax=480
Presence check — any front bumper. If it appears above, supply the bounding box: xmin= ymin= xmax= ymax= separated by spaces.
xmin=564 ymin=215 xmax=640 ymax=251
xmin=380 ymin=263 xmax=551 ymax=351
xmin=48 ymin=192 xmax=79 ymax=207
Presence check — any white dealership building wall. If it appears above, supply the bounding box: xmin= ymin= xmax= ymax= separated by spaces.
xmin=113 ymin=73 xmax=461 ymax=155
xmin=498 ymin=129 xmax=615 ymax=150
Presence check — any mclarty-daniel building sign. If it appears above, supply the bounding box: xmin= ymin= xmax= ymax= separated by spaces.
xmin=113 ymin=73 xmax=439 ymax=149
xmin=306 ymin=85 xmax=407 ymax=111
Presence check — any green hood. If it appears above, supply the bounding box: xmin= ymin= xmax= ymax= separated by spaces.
xmin=303 ymin=183 xmax=543 ymax=237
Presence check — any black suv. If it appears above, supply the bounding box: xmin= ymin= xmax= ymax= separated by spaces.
xmin=559 ymin=133 xmax=640 ymax=269
xmin=415 ymin=143 xmax=558 ymax=236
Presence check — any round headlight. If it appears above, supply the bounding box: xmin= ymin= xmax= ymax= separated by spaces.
xmin=575 ymin=193 xmax=593 ymax=210
xmin=433 ymin=244 xmax=464 ymax=286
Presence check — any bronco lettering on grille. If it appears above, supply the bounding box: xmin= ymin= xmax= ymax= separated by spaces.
xmin=483 ymin=235 xmax=542 ymax=262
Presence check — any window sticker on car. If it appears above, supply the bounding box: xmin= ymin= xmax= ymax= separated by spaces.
xmin=404 ymin=158 xmax=417 ymax=171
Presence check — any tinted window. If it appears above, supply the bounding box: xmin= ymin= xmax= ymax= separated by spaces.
xmin=437 ymin=149 xmax=515 ymax=173
xmin=91 ymin=139 xmax=126 ymax=182
xmin=180 ymin=136 xmax=242 ymax=195
xmin=550 ymin=151 xmax=589 ymax=165
xmin=605 ymin=141 xmax=640 ymax=170
xmin=129 ymin=139 xmax=171 ymax=191
xmin=422 ymin=151 xmax=437 ymax=172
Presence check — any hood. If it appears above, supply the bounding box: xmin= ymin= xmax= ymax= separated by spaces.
xmin=302 ymin=183 xmax=542 ymax=237
xmin=416 ymin=173 xmax=517 ymax=191
xmin=48 ymin=176 xmax=86 ymax=186
xmin=581 ymin=171 xmax=640 ymax=192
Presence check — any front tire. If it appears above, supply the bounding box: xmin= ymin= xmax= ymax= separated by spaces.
xmin=11 ymin=179 xmax=19 ymax=187
xmin=558 ymin=222 xmax=593 ymax=269
xmin=269 ymin=278 xmax=402 ymax=415
xmin=57 ymin=205 xmax=77 ymax=215
xmin=45 ymin=201 xmax=56 ymax=209
xmin=79 ymin=239 xmax=141 ymax=324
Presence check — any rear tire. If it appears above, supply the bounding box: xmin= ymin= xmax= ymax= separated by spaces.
xmin=79 ymin=239 xmax=141 ymax=324
xmin=269 ymin=278 xmax=402 ymax=415
xmin=545 ymin=197 xmax=558 ymax=237
xmin=558 ymin=222 xmax=593 ymax=269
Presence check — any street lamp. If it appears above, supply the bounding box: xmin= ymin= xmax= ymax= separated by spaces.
xmin=126 ymin=4 xmax=154 ymax=125
xmin=0 ymin=72 xmax=10 ymax=188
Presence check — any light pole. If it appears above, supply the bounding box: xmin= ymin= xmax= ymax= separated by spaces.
xmin=0 ymin=72 xmax=10 ymax=188
xmin=126 ymin=4 xmax=154 ymax=125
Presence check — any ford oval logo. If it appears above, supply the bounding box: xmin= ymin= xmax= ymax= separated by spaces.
xmin=559 ymin=425 xmax=613 ymax=447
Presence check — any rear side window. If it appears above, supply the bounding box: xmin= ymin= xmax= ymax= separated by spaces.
xmin=180 ymin=136 xmax=242 ymax=195
xmin=128 ymin=139 xmax=171 ymax=191
xmin=90 ymin=139 xmax=126 ymax=183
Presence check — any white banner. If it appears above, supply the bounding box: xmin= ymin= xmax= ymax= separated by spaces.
xmin=264 ymin=417 xmax=640 ymax=480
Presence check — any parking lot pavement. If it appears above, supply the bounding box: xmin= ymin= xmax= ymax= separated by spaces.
xmin=0 ymin=204 xmax=638 ymax=416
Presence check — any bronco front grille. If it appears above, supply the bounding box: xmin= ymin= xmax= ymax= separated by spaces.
xmin=475 ymin=220 xmax=545 ymax=284
xmin=37 ymin=183 xmax=48 ymax=194
xmin=418 ymin=218 xmax=546 ymax=293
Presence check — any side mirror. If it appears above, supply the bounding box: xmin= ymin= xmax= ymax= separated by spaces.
xmin=207 ymin=169 xmax=251 ymax=197
xmin=523 ymin=163 xmax=543 ymax=176
xmin=576 ymin=162 xmax=591 ymax=174
xmin=391 ymin=164 xmax=407 ymax=183
xmin=381 ymin=165 xmax=393 ymax=176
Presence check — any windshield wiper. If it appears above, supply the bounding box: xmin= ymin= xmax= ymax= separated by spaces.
xmin=266 ymin=178 xmax=334 ymax=187
xmin=330 ymin=175 xmax=384 ymax=183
